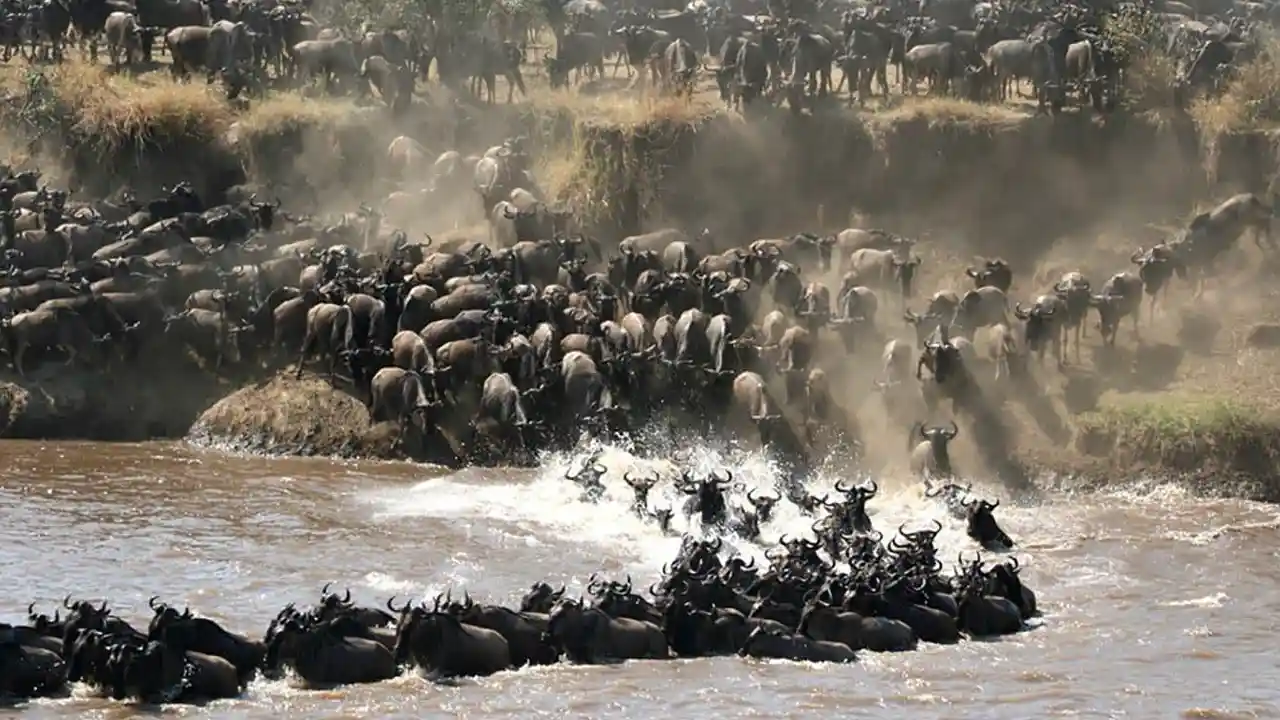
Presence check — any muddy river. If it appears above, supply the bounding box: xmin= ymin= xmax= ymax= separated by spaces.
xmin=3 ymin=437 xmax=1280 ymax=719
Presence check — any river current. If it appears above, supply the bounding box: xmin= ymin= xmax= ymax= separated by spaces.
xmin=3 ymin=437 xmax=1279 ymax=719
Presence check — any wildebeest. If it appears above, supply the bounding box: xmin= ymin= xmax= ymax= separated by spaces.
xmin=392 ymin=600 xmax=512 ymax=677
xmin=546 ymin=597 xmax=669 ymax=663
xmin=963 ymin=497 xmax=1014 ymax=551
xmin=909 ymin=420 xmax=958 ymax=480
xmin=1091 ymin=271 xmax=1143 ymax=346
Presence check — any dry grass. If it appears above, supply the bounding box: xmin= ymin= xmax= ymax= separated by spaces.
xmin=0 ymin=59 xmax=232 ymax=152
xmin=867 ymin=97 xmax=1029 ymax=130
xmin=235 ymin=91 xmax=361 ymax=137
xmin=524 ymin=84 xmax=719 ymax=128
xmin=1190 ymin=33 xmax=1280 ymax=138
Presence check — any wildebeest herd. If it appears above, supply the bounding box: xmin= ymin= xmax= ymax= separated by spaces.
xmin=0 ymin=0 xmax=1266 ymax=115
xmin=0 ymin=129 xmax=1270 ymax=475
xmin=4 ymin=484 xmax=1034 ymax=702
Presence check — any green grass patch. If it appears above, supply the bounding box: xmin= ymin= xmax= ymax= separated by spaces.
xmin=1076 ymin=395 xmax=1280 ymax=478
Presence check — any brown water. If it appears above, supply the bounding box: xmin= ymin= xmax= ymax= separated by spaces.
xmin=5 ymin=437 xmax=1280 ymax=719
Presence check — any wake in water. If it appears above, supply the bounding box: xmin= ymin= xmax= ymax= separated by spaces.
xmin=366 ymin=426 xmax=1025 ymax=582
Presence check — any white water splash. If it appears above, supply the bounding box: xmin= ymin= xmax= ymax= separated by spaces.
xmin=358 ymin=427 xmax=1051 ymax=588
xmin=1160 ymin=592 xmax=1230 ymax=609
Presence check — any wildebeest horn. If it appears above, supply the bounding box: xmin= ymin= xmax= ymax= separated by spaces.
xmin=864 ymin=480 xmax=878 ymax=496
xmin=387 ymin=596 xmax=405 ymax=614
xmin=555 ymin=584 xmax=566 ymax=597
xmin=148 ymin=596 xmax=159 ymax=610
xmin=834 ymin=479 xmax=853 ymax=493
xmin=1008 ymin=556 xmax=1020 ymax=572
xmin=321 ymin=582 xmax=332 ymax=596
xmin=343 ymin=589 xmax=351 ymax=603
xmin=1130 ymin=248 xmax=1145 ymax=264
xmin=463 ymin=589 xmax=473 ymax=607
xmin=26 ymin=602 xmax=35 ymax=616
xmin=988 ymin=498 xmax=1000 ymax=509
xmin=945 ymin=420 xmax=958 ymax=439
xmin=63 ymin=594 xmax=74 ymax=610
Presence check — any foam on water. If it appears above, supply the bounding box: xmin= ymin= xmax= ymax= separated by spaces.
xmin=361 ymin=429 xmax=1054 ymax=587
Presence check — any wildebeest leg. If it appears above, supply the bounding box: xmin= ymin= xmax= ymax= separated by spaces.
xmin=295 ymin=332 xmax=315 ymax=378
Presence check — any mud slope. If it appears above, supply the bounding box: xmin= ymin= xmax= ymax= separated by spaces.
xmin=189 ymin=373 xmax=405 ymax=460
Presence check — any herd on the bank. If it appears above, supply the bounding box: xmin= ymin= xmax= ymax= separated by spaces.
xmin=3 ymin=487 xmax=1034 ymax=702
xmin=0 ymin=0 xmax=1264 ymax=113
xmin=0 ymin=139 xmax=1270 ymax=470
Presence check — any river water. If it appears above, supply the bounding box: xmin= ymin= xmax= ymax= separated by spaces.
xmin=3 ymin=436 xmax=1280 ymax=719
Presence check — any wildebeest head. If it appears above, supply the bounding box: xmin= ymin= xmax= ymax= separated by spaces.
xmin=1052 ymin=272 xmax=1091 ymax=321
xmin=922 ymin=337 xmax=963 ymax=385
xmin=146 ymin=596 xmax=189 ymax=641
xmin=893 ymin=254 xmax=922 ymax=297
xmin=520 ymin=582 xmax=567 ymax=613
xmin=66 ymin=628 xmax=109 ymax=684
xmin=987 ymin=556 xmax=1030 ymax=616
xmin=675 ymin=469 xmax=734 ymax=526
xmin=246 ymin=193 xmax=281 ymax=231
xmin=965 ymin=258 xmax=1012 ymax=293
xmin=1013 ymin=300 xmax=1056 ymax=349
xmin=904 ymin=309 xmax=944 ymax=345
xmin=746 ymin=241 xmax=782 ymax=283
xmin=768 ymin=262 xmax=804 ymax=310
xmin=652 ymin=506 xmax=675 ymax=534
xmin=623 ymin=471 xmax=659 ymax=508
xmin=915 ymin=421 xmax=958 ymax=476
xmin=746 ymin=488 xmax=780 ymax=522
xmin=122 ymin=640 xmax=188 ymax=703
xmin=825 ymin=478 xmax=877 ymax=533
xmin=545 ymin=597 xmax=592 ymax=650
xmin=964 ymin=497 xmax=1013 ymax=550
xmin=389 ymin=596 xmax=451 ymax=665
xmin=27 ymin=603 xmax=63 ymax=637
xmin=61 ymin=595 xmax=111 ymax=646
xmin=1088 ymin=293 xmax=1127 ymax=342
xmin=565 ymin=460 xmax=608 ymax=502
xmin=316 ymin=582 xmax=354 ymax=621
xmin=1130 ymin=246 xmax=1183 ymax=296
